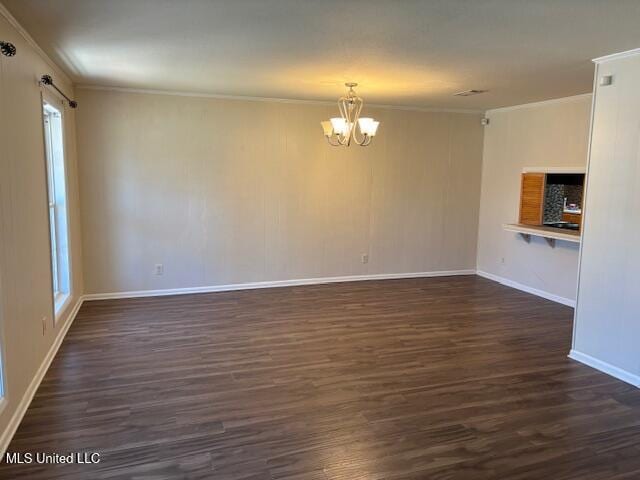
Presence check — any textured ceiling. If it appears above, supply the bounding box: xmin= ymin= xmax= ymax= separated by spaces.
xmin=4 ymin=0 xmax=640 ymax=109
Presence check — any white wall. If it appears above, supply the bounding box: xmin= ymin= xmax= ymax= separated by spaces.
xmin=476 ymin=95 xmax=592 ymax=305
xmin=75 ymin=88 xmax=485 ymax=295
xmin=571 ymin=50 xmax=640 ymax=386
xmin=0 ymin=9 xmax=83 ymax=451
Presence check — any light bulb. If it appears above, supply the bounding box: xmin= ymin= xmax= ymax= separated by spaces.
xmin=368 ymin=120 xmax=379 ymax=136
xmin=358 ymin=117 xmax=373 ymax=135
xmin=358 ymin=117 xmax=379 ymax=136
xmin=320 ymin=120 xmax=333 ymax=137
xmin=330 ymin=117 xmax=347 ymax=135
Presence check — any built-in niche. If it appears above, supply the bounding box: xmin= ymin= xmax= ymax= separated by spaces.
xmin=519 ymin=171 xmax=585 ymax=232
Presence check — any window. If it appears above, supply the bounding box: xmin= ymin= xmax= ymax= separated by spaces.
xmin=43 ymin=100 xmax=71 ymax=317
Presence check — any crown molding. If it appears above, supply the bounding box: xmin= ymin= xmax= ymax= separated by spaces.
xmin=76 ymin=84 xmax=484 ymax=114
xmin=485 ymin=93 xmax=592 ymax=114
xmin=593 ymin=47 xmax=640 ymax=64
xmin=0 ymin=1 xmax=73 ymax=86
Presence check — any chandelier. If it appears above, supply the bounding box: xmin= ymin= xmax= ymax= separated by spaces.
xmin=320 ymin=83 xmax=380 ymax=147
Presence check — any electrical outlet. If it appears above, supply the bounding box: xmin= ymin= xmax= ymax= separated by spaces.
xmin=154 ymin=264 xmax=164 ymax=275
xmin=361 ymin=253 xmax=369 ymax=264
xmin=42 ymin=316 xmax=47 ymax=335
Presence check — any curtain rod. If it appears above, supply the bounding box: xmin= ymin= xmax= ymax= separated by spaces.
xmin=40 ymin=74 xmax=78 ymax=109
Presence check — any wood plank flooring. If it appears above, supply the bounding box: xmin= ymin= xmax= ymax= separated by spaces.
xmin=2 ymin=275 xmax=640 ymax=479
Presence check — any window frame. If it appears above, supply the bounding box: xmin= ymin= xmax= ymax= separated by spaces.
xmin=0 ymin=52 xmax=7 ymax=405
xmin=41 ymin=92 xmax=73 ymax=323
xmin=0 ymin=264 xmax=5 ymax=406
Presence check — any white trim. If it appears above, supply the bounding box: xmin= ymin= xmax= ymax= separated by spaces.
xmin=83 ymin=270 xmax=477 ymax=301
xmin=486 ymin=93 xmax=592 ymax=114
xmin=593 ymin=47 xmax=640 ymax=64
xmin=572 ymin=62 xmax=600 ymax=351
xmin=568 ymin=350 xmax=640 ymax=388
xmin=0 ymin=3 xmax=73 ymax=85
xmin=75 ymin=85 xmax=484 ymax=114
xmin=476 ymin=270 xmax=576 ymax=307
xmin=54 ymin=292 xmax=71 ymax=319
xmin=0 ymin=296 xmax=84 ymax=458
xmin=522 ymin=166 xmax=586 ymax=174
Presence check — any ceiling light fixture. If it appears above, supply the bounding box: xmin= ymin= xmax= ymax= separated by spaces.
xmin=320 ymin=83 xmax=379 ymax=147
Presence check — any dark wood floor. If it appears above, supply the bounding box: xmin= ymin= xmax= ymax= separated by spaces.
xmin=2 ymin=276 xmax=640 ymax=479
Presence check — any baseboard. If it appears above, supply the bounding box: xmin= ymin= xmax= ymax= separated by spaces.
xmin=0 ymin=296 xmax=84 ymax=457
xmin=83 ymin=269 xmax=477 ymax=301
xmin=476 ymin=270 xmax=576 ymax=307
xmin=569 ymin=349 xmax=640 ymax=388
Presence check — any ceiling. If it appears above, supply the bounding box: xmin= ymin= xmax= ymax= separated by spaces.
xmin=4 ymin=0 xmax=640 ymax=110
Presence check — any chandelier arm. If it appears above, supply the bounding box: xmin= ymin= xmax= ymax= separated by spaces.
xmin=338 ymin=98 xmax=352 ymax=145
xmin=355 ymin=134 xmax=372 ymax=147
xmin=326 ymin=136 xmax=341 ymax=147
xmin=350 ymin=97 xmax=361 ymax=140
xmin=351 ymin=99 xmax=367 ymax=145
xmin=353 ymin=134 xmax=366 ymax=146
xmin=338 ymin=98 xmax=349 ymax=122
xmin=338 ymin=97 xmax=345 ymax=114
xmin=352 ymin=97 xmax=362 ymax=127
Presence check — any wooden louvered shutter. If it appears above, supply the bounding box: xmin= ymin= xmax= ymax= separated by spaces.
xmin=519 ymin=173 xmax=546 ymax=225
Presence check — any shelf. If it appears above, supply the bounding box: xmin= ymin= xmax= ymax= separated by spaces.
xmin=503 ymin=223 xmax=581 ymax=247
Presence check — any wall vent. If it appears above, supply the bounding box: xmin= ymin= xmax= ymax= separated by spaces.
xmin=453 ymin=89 xmax=488 ymax=97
